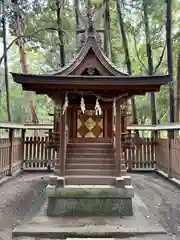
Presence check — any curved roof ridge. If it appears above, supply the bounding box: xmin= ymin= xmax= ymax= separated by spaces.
xmin=50 ymin=36 xmax=128 ymax=76
xmin=90 ymin=39 xmax=128 ymax=76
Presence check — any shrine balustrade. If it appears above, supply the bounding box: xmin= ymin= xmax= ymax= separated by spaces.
xmin=1 ymin=122 xmax=180 ymax=182
xmin=0 ymin=122 xmax=56 ymax=180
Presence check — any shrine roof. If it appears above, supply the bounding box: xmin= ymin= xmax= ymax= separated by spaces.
xmin=11 ymin=73 xmax=171 ymax=86
xmin=47 ymin=35 xmax=128 ymax=76
xmin=11 ymin=71 xmax=171 ymax=99
xmin=10 ymin=29 xmax=171 ymax=97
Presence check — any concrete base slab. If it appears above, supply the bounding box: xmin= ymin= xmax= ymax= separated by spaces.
xmin=12 ymin=194 xmax=167 ymax=239
xmin=47 ymin=197 xmax=133 ymax=217
xmin=46 ymin=183 xmax=134 ymax=217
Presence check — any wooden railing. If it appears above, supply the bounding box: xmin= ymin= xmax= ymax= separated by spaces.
xmin=0 ymin=123 xmax=25 ymax=180
xmin=2 ymin=122 xmax=180 ymax=182
xmin=0 ymin=123 xmax=54 ymax=179
xmin=0 ymin=137 xmax=23 ymax=179
xmin=123 ymin=134 xmax=155 ymax=170
xmin=155 ymin=138 xmax=180 ymax=180
xmin=24 ymin=136 xmax=56 ymax=170
xmin=127 ymin=123 xmax=180 ymax=181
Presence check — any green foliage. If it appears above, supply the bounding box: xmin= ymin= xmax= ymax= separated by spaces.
xmin=0 ymin=0 xmax=179 ymax=124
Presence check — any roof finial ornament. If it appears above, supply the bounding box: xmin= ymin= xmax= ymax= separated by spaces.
xmin=86 ymin=0 xmax=96 ymax=38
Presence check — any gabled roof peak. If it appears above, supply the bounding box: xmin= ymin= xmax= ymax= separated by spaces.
xmin=50 ymin=36 xmax=128 ymax=76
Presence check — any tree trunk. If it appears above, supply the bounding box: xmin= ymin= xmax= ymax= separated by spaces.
xmin=175 ymin=53 xmax=180 ymax=122
xmin=166 ymin=0 xmax=174 ymax=123
xmin=54 ymin=0 xmax=66 ymax=130
xmin=103 ymin=0 xmax=111 ymax=58
xmin=13 ymin=1 xmax=38 ymax=124
xmin=56 ymin=0 xmax=65 ymax=67
xmin=116 ymin=0 xmax=137 ymax=124
xmin=2 ymin=0 xmax=11 ymax=121
xmin=75 ymin=0 xmax=80 ymax=50
xmin=143 ymin=0 xmax=156 ymax=124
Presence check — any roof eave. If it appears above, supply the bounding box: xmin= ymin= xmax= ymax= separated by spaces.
xmin=11 ymin=72 xmax=171 ymax=86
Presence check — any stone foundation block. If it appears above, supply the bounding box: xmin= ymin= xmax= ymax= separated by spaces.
xmin=123 ymin=176 xmax=132 ymax=186
xmin=47 ymin=197 xmax=133 ymax=217
xmin=56 ymin=177 xmax=65 ymax=187
xmin=48 ymin=175 xmax=65 ymax=188
xmin=116 ymin=177 xmax=125 ymax=188
xmin=46 ymin=184 xmax=56 ymax=197
xmin=46 ymin=187 xmax=134 ymax=217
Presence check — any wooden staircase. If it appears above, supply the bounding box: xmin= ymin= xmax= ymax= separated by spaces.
xmin=65 ymin=140 xmax=117 ymax=185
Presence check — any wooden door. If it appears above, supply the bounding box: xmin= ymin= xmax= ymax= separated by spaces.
xmin=77 ymin=110 xmax=104 ymax=138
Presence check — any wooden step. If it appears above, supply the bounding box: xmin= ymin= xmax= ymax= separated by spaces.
xmin=67 ymin=148 xmax=114 ymax=154
xmin=65 ymin=169 xmax=115 ymax=176
xmin=67 ymin=143 xmax=113 ymax=149
xmin=66 ymin=164 xmax=116 ymax=170
xmin=69 ymin=139 xmax=112 ymax=143
xmin=66 ymin=153 xmax=114 ymax=158
xmin=65 ymin=176 xmax=116 ymax=185
xmin=66 ymin=158 xmax=114 ymax=164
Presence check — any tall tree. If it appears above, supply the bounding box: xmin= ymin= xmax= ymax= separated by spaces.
xmin=143 ymin=0 xmax=156 ymax=124
xmin=11 ymin=0 xmax=38 ymax=124
xmin=116 ymin=0 xmax=137 ymax=124
xmin=54 ymin=0 xmax=66 ymax=134
xmin=1 ymin=0 xmax=11 ymax=121
xmin=75 ymin=0 xmax=80 ymax=50
xmin=103 ymin=0 xmax=111 ymax=58
xmin=56 ymin=0 xmax=65 ymax=67
xmin=166 ymin=0 xmax=174 ymax=123
xmin=175 ymin=53 xmax=180 ymax=122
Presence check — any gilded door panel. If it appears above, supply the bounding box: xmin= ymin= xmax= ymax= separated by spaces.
xmin=77 ymin=110 xmax=104 ymax=138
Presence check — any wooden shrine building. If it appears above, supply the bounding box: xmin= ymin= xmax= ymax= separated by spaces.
xmin=11 ymin=26 xmax=171 ymax=185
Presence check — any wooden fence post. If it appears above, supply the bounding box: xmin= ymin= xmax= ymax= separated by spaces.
xmin=8 ymin=128 xmax=14 ymax=176
xmin=167 ymin=130 xmax=172 ymax=178
xmin=48 ymin=129 xmax=52 ymax=170
xmin=20 ymin=129 xmax=26 ymax=171
xmin=154 ymin=130 xmax=158 ymax=170
xmin=127 ymin=130 xmax=132 ymax=170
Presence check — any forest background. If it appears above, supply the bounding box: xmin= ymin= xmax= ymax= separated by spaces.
xmin=0 ymin=0 xmax=179 ymax=124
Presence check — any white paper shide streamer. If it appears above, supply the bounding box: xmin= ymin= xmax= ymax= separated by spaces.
xmin=80 ymin=96 xmax=86 ymax=114
xmin=62 ymin=93 xmax=69 ymax=115
xmin=95 ymin=98 xmax=102 ymax=115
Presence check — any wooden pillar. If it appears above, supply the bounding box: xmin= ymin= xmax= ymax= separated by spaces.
xmin=8 ymin=128 xmax=14 ymax=176
xmin=153 ymin=130 xmax=158 ymax=170
xmin=48 ymin=129 xmax=52 ymax=170
xmin=20 ymin=129 xmax=26 ymax=171
xmin=59 ymin=111 xmax=66 ymax=177
xmin=127 ymin=130 xmax=132 ymax=171
xmin=167 ymin=130 xmax=172 ymax=178
xmin=115 ymin=98 xmax=122 ymax=177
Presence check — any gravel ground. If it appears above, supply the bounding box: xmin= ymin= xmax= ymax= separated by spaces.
xmin=131 ymin=173 xmax=180 ymax=239
xmin=0 ymin=173 xmax=49 ymax=240
xmin=0 ymin=172 xmax=180 ymax=240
